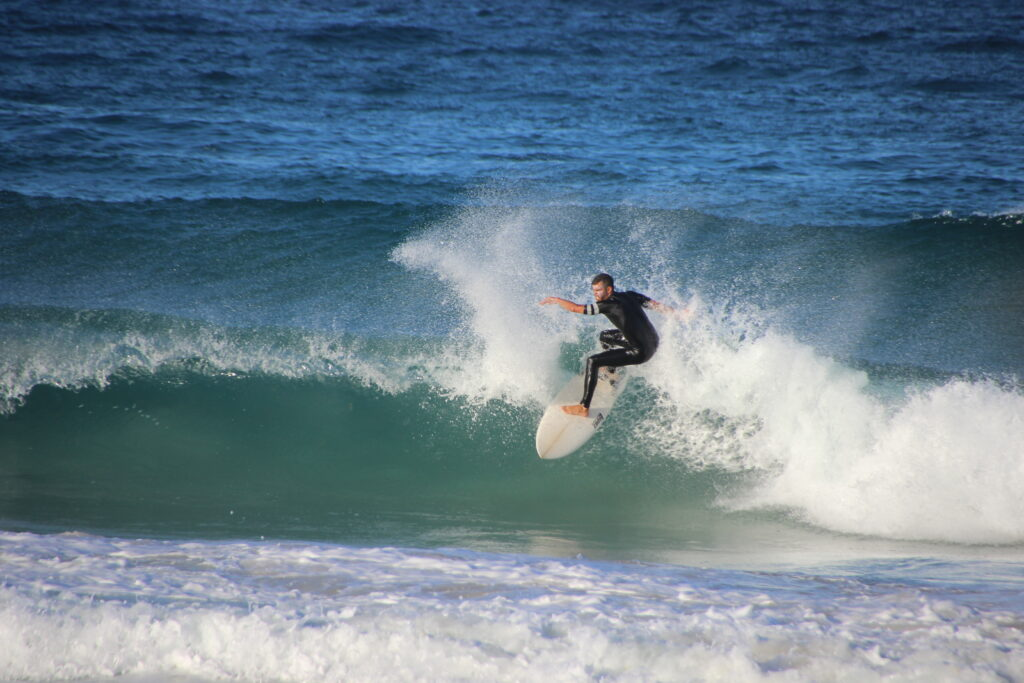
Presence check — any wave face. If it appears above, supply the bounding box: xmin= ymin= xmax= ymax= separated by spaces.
xmin=5 ymin=329 xmax=1023 ymax=550
xmin=3 ymin=195 xmax=1023 ymax=550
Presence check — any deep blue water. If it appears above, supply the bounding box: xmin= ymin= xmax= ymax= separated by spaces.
xmin=2 ymin=1 xmax=1024 ymax=680
xmin=4 ymin=0 xmax=1023 ymax=222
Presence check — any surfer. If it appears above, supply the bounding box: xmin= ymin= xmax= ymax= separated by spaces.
xmin=540 ymin=273 xmax=680 ymax=417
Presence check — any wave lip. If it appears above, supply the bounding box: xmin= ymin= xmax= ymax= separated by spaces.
xmin=0 ymin=304 xmax=411 ymax=415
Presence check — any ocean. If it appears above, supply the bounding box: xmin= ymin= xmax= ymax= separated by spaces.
xmin=2 ymin=0 xmax=1024 ymax=680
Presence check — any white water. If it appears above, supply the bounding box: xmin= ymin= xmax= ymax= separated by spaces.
xmin=636 ymin=315 xmax=1024 ymax=545
xmin=394 ymin=201 xmax=1024 ymax=545
xmin=3 ymin=531 xmax=1023 ymax=683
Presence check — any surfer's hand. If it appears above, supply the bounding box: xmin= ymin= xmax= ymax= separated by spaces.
xmin=666 ymin=298 xmax=698 ymax=322
xmin=539 ymin=297 xmax=584 ymax=313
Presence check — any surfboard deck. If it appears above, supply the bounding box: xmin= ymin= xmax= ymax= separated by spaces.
xmin=535 ymin=368 xmax=629 ymax=459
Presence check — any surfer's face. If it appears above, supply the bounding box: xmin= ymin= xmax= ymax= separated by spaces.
xmin=592 ymin=283 xmax=613 ymax=302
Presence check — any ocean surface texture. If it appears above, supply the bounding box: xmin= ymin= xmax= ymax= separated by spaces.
xmin=2 ymin=0 xmax=1024 ymax=681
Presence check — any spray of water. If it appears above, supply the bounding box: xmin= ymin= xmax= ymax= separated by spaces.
xmin=393 ymin=197 xmax=1024 ymax=544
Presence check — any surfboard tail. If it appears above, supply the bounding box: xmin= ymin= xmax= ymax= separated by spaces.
xmin=534 ymin=371 xmax=628 ymax=459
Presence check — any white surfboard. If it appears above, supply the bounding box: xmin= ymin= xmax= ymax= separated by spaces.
xmin=535 ymin=368 xmax=629 ymax=459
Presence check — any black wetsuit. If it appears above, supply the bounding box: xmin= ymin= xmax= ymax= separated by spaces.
xmin=580 ymin=290 xmax=659 ymax=408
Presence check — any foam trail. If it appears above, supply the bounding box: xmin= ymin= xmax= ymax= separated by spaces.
xmin=758 ymin=378 xmax=1024 ymax=543
xmin=638 ymin=309 xmax=1024 ymax=544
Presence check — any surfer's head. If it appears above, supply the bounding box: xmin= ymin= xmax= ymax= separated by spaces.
xmin=591 ymin=273 xmax=614 ymax=302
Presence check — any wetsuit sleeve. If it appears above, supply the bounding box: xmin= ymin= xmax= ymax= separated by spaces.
xmin=586 ymin=300 xmax=616 ymax=315
xmin=628 ymin=291 xmax=654 ymax=308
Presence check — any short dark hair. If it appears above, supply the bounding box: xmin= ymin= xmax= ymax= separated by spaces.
xmin=591 ymin=273 xmax=614 ymax=288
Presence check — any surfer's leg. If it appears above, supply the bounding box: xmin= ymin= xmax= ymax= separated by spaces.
xmin=564 ymin=337 xmax=650 ymax=416
xmin=580 ymin=347 xmax=637 ymax=408
xmin=599 ymin=329 xmax=627 ymax=350
xmin=598 ymin=329 xmax=629 ymax=378
xmin=564 ymin=349 xmax=635 ymax=417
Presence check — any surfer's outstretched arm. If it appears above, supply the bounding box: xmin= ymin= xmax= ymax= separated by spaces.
xmin=647 ymin=299 xmax=694 ymax=322
xmin=539 ymin=296 xmax=585 ymax=314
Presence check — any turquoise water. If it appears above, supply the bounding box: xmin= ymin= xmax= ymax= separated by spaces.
xmin=2 ymin=0 xmax=1024 ymax=680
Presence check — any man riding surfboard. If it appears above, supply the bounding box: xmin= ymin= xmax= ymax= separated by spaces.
xmin=540 ymin=273 xmax=682 ymax=418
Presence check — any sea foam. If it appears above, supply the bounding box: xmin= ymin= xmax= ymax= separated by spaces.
xmin=2 ymin=531 xmax=1022 ymax=682
xmin=634 ymin=311 xmax=1024 ymax=544
xmin=395 ymin=199 xmax=1024 ymax=545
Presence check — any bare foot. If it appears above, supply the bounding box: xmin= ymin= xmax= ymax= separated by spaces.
xmin=561 ymin=404 xmax=589 ymax=417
